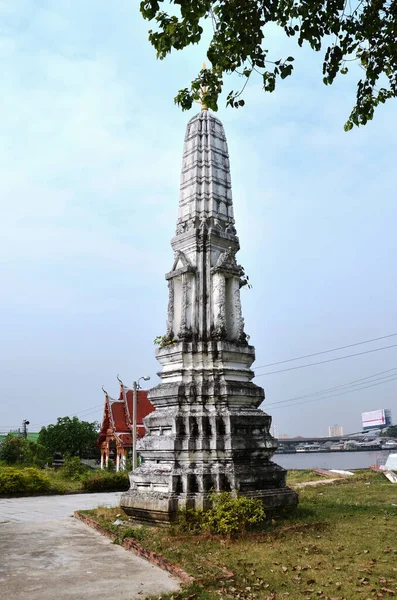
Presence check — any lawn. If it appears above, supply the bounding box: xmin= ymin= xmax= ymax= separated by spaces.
xmin=286 ymin=470 xmax=333 ymax=485
xmin=80 ymin=470 xmax=397 ymax=600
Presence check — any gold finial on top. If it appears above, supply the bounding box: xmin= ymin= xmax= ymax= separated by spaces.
xmin=195 ymin=61 xmax=208 ymax=111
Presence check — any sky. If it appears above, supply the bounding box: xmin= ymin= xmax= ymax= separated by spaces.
xmin=1 ymin=0 xmax=397 ymax=438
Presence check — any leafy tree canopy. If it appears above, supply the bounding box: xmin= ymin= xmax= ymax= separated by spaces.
xmin=140 ymin=0 xmax=397 ymax=129
xmin=385 ymin=425 xmax=397 ymax=438
xmin=0 ymin=433 xmax=50 ymax=467
xmin=38 ymin=417 xmax=99 ymax=459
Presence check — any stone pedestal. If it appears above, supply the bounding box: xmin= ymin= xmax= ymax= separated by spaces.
xmin=121 ymin=340 xmax=297 ymax=523
xmin=121 ymin=111 xmax=298 ymax=522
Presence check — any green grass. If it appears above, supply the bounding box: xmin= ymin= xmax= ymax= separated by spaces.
xmin=82 ymin=471 xmax=397 ymax=600
xmin=286 ymin=470 xmax=333 ymax=484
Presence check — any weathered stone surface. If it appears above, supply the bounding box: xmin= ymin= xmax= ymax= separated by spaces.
xmin=121 ymin=111 xmax=298 ymax=522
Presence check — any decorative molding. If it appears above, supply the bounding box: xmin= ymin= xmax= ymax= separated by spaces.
xmin=212 ymin=246 xmax=239 ymax=274
xmin=165 ymin=251 xmax=196 ymax=280
xmin=171 ymin=250 xmax=192 ymax=271
xmin=225 ymin=218 xmax=237 ymax=235
xmin=166 ymin=279 xmax=174 ymax=337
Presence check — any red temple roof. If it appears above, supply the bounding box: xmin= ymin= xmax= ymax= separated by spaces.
xmin=97 ymin=386 xmax=155 ymax=447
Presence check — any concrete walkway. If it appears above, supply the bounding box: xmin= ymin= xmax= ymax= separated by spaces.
xmin=0 ymin=491 xmax=122 ymax=523
xmin=0 ymin=494 xmax=180 ymax=600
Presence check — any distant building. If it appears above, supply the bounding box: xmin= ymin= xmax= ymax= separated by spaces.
xmin=279 ymin=434 xmax=289 ymax=439
xmin=328 ymin=424 xmax=344 ymax=437
xmin=97 ymin=380 xmax=155 ymax=471
xmin=362 ymin=408 xmax=392 ymax=431
xmin=270 ymin=424 xmax=279 ymax=438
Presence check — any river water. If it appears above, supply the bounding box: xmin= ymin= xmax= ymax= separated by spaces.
xmin=274 ymin=450 xmax=393 ymax=470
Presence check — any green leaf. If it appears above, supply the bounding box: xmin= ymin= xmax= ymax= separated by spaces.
xmin=138 ymin=0 xmax=397 ymax=128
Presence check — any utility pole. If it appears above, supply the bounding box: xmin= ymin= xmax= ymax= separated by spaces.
xmin=22 ymin=419 xmax=30 ymax=440
xmin=132 ymin=381 xmax=138 ymax=471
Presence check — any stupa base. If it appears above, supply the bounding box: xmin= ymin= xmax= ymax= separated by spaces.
xmin=120 ymin=486 xmax=298 ymax=526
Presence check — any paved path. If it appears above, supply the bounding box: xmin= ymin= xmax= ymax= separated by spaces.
xmin=0 ymin=494 xmax=180 ymax=600
xmin=0 ymin=491 xmax=122 ymax=523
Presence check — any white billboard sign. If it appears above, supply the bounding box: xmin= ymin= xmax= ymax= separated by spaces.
xmin=362 ymin=409 xmax=386 ymax=428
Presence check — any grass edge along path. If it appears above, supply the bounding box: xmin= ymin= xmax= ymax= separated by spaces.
xmin=77 ymin=470 xmax=397 ymax=600
xmin=74 ymin=510 xmax=194 ymax=585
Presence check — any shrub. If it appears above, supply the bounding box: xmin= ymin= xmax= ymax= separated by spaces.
xmin=59 ymin=456 xmax=88 ymax=480
xmin=203 ymin=491 xmax=265 ymax=536
xmin=177 ymin=491 xmax=265 ymax=537
xmin=0 ymin=434 xmax=50 ymax=467
xmin=81 ymin=471 xmax=130 ymax=492
xmin=0 ymin=466 xmax=52 ymax=496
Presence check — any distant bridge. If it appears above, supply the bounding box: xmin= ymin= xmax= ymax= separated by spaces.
xmin=276 ymin=433 xmax=369 ymax=447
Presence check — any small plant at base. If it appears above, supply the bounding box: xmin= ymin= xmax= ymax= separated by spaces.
xmin=203 ymin=491 xmax=265 ymax=536
xmin=175 ymin=491 xmax=265 ymax=537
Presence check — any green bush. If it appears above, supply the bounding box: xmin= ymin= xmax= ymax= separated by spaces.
xmin=0 ymin=434 xmax=50 ymax=467
xmin=0 ymin=466 xmax=52 ymax=496
xmin=59 ymin=456 xmax=88 ymax=480
xmin=81 ymin=471 xmax=130 ymax=492
xmin=204 ymin=491 xmax=265 ymax=536
xmin=178 ymin=491 xmax=265 ymax=537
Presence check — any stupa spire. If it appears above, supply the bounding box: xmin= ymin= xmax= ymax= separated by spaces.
xmin=169 ymin=110 xmax=244 ymax=346
xmin=121 ymin=111 xmax=298 ymax=524
xmin=176 ymin=111 xmax=234 ymax=231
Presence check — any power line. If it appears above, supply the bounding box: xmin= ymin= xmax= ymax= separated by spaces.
xmin=4 ymin=397 xmax=109 ymax=433
xmin=28 ymin=403 xmax=105 ymax=429
xmin=265 ymin=366 xmax=397 ymax=407
xmin=255 ymin=332 xmax=397 ymax=371
xmin=266 ymin=373 xmax=397 ymax=410
xmin=254 ymin=343 xmax=397 ymax=377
